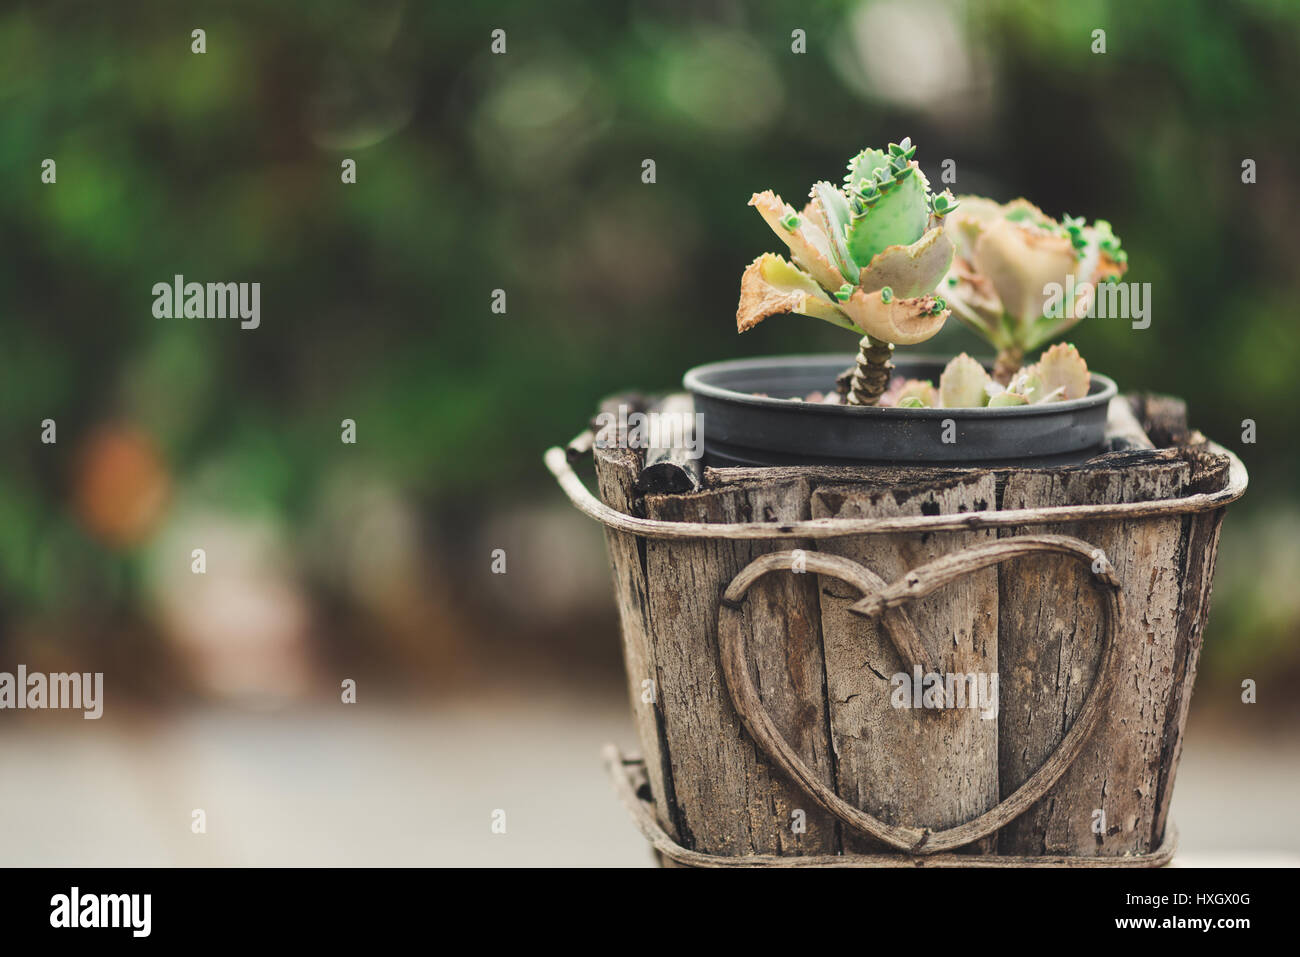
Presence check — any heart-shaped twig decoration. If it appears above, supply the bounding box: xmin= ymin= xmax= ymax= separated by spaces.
xmin=718 ymin=534 xmax=1122 ymax=856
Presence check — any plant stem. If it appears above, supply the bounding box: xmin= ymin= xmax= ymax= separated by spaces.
xmin=993 ymin=346 xmax=1024 ymax=385
xmin=845 ymin=335 xmax=894 ymax=406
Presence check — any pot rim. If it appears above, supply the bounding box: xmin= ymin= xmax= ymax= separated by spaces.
xmin=683 ymin=353 xmax=1117 ymax=418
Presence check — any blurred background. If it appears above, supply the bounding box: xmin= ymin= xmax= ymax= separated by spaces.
xmin=1 ymin=0 xmax=1297 ymax=865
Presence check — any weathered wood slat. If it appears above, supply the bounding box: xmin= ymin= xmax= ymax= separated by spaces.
xmin=636 ymin=394 xmax=703 ymax=494
xmin=1152 ymin=458 xmax=1228 ymax=839
xmin=810 ymin=475 xmax=1000 ymax=854
xmin=709 ymin=463 xmax=987 ymax=490
xmin=996 ymin=457 xmax=1190 ymax=856
xmin=642 ymin=480 xmax=840 ymax=856
xmin=1106 ymin=396 xmax=1155 ymax=450
xmin=1130 ymin=393 xmax=1191 ymax=448
xmin=706 ymin=448 xmax=1197 ymax=492
xmin=593 ymin=442 xmax=680 ymax=842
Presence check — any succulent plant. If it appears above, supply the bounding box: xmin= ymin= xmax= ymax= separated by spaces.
xmin=891 ymin=378 xmax=939 ymax=409
xmin=737 ymin=138 xmax=959 ymax=405
xmin=938 ymin=353 xmax=990 ymax=409
xmin=882 ymin=345 xmax=1091 ymax=409
xmin=942 ymin=197 xmax=1127 ymax=383
xmin=1018 ymin=342 xmax=1091 ymax=402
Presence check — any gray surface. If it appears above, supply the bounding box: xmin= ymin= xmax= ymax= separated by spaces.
xmin=0 ymin=690 xmax=1293 ymax=866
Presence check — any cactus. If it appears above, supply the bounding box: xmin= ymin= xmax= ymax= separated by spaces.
xmin=942 ymin=196 xmax=1127 ymax=383
xmin=737 ymin=138 xmax=957 ymax=405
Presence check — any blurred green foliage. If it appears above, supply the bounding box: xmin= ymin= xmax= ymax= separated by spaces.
xmin=1 ymin=1 xmax=1297 ymax=679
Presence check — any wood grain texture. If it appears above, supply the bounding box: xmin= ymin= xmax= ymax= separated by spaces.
xmin=642 ymin=478 xmax=841 ymax=856
xmin=593 ymin=440 xmax=681 ymax=841
xmin=810 ymin=474 xmax=1001 ymax=854
xmin=605 ymin=746 xmax=1178 ymax=868
xmin=718 ymin=537 xmax=1121 ymax=856
xmin=1107 ymin=397 xmax=1156 ymax=450
xmin=996 ymin=457 xmax=1191 ymax=856
xmin=1152 ymin=502 xmax=1227 ymax=841
xmin=1130 ymin=393 xmax=1191 ymax=448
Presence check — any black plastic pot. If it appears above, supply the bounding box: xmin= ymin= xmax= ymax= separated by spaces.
xmin=683 ymin=354 xmax=1118 ymax=468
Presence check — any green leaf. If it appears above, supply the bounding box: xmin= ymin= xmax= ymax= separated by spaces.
xmin=845 ymin=169 xmax=930 ymax=267
xmin=811 ymin=181 xmax=860 ymax=283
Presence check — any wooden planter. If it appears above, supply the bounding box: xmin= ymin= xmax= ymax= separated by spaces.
xmin=547 ymin=394 xmax=1247 ymax=867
